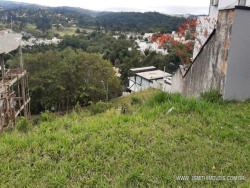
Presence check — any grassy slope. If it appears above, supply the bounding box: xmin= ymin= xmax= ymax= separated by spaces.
xmin=0 ymin=90 xmax=249 ymax=187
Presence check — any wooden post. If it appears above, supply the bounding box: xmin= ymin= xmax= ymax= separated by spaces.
xmin=19 ymin=45 xmax=23 ymax=70
xmin=1 ymin=55 xmax=4 ymax=80
xmin=106 ymin=82 xmax=109 ymax=101
xmin=19 ymin=46 xmax=28 ymax=117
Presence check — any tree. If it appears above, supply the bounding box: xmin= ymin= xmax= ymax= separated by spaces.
xmin=9 ymin=49 xmax=121 ymax=114
xmin=36 ymin=17 xmax=52 ymax=32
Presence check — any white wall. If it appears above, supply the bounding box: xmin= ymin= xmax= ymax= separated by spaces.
xmin=129 ymin=76 xmax=170 ymax=92
xmin=219 ymin=0 xmax=250 ymax=9
xmin=209 ymin=3 xmax=219 ymax=18
xmin=128 ymin=76 xmax=151 ymax=92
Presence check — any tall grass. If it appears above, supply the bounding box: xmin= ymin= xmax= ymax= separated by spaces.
xmin=0 ymin=90 xmax=249 ymax=187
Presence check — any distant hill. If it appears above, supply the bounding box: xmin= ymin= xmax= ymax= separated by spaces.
xmin=0 ymin=1 xmax=186 ymax=32
xmin=0 ymin=0 xmax=40 ymax=9
xmin=96 ymin=12 xmax=185 ymax=32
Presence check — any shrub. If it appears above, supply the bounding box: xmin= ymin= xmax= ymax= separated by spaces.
xmin=130 ymin=96 xmax=142 ymax=105
xmin=146 ymin=92 xmax=171 ymax=106
xmin=121 ymin=103 xmax=131 ymax=114
xmin=16 ymin=117 xmax=32 ymax=133
xmin=89 ymin=101 xmax=110 ymax=115
xmin=201 ymin=90 xmax=222 ymax=103
xmin=74 ymin=102 xmax=82 ymax=113
xmin=39 ymin=111 xmax=55 ymax=122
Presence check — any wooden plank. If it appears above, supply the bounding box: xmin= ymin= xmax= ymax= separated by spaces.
xmin=15 ymin=98 xmax=30 ymax=118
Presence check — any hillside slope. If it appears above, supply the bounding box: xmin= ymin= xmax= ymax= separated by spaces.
xmin=0 ymin=90 xmax=249 ymax=187
xmin=96 ymin=12 xmax=185 ymax=32
xmin=0 ymin=1 xmax=185 ymax=32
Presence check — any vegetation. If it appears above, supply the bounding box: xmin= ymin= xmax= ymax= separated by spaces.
xmin=96 ymin=12 xmax=185 ymax=33
xmin=0 ymin=2 xmax=186 ymax=34
xmin=9 ymin=49 xmax=121 ymax=114
xmin=56 ymin=32 xmax=183 ymax=84
xmin=0 ymin=90 xmax=249 ymax=187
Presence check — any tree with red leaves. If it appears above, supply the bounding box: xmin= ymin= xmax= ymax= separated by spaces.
xmin=178 ymin=18 xmax=197 ymax=39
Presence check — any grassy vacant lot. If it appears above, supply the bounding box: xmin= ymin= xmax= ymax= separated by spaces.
xmin=0 ymin=90 xmax=249 ymax=187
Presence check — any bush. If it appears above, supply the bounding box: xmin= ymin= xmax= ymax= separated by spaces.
xmin=74 ymin=102 xmax=82 ymax=113
xmin=201 ymin=90 xmax=222 ymax=103
xmin=16 ymin=117 xmax=32 ymax=133
xmin=121 ymin=103 xmax=131 ymax=114
xmin=147 ymin=92 xmax=171 ymax=105
xmin=89 ymin=101 xmax=110 ymax=115
xmin=130 ymin=96 xmax=142 ymax=105
xmin=39 ymin=111 xmax=55 ymax=122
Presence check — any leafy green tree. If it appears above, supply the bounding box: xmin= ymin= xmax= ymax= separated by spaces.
xmin=9 ymin=49 xmax=121 ymax=114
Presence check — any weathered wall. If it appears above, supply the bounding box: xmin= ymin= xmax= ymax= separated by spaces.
xmin=193 ymin=16 xmax=217 ymax=60
xmin=182 ymin=10 xmax=235 ymax=97
xmin=171 ymin=69 xmax=183 ymax=93
xmin=224 ymin=8 xmax=250 ymax=100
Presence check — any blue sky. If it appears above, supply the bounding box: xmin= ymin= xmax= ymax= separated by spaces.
xmin=9 ymin=0 xmax=210 ymax=14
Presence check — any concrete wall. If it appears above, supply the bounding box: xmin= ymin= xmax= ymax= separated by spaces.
xmin=224 ymin=8 xmax=250 ymax=100
xmin=182 ymin=10 xmax=235 ymax=97
xmin=193 ymin=16 xmax=217 ymax=60
xmin=218 ymin=0 xmax=250 ymax=9
xmin=171 ymin=69 xmax=183 ymax=93
xmin=219 ymin=0 xmax=239 ymax=9
xmin=209 ymin=0 xmax=219 ymax=18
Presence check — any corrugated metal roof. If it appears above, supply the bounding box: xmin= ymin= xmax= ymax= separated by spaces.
xmin=0 ymin=30 xmax=22 ymax=54
xmin=130 ymin=66 xmax=156 ymax=73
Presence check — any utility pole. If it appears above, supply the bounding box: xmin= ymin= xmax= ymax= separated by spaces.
xmin=11 ymin=16 xmax=13 ymax=30
xmin=106 ymin=82 xmax=109 ymax=101
xmin=0 ymin=55 xmax=5 ymax=80
xmin=101 ymin=80 xmax=109 ymax=101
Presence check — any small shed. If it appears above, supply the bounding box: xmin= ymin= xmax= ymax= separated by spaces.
xmin=128 ymin=66 xmax=172 ymax=92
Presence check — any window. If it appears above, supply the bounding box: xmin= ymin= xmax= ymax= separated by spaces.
xmin=239 ymin=0 xmax=246 ymax=6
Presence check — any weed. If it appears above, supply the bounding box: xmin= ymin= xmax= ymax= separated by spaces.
xmin=131 ymin=96 xmax=143 ymax=105
xmin=201 ymin=90 xmax=223 ymax=103
xmin=89 ymin=101 xmax=110 ymax=115
xmin=16 ymin=117 xmax=32 ymax=133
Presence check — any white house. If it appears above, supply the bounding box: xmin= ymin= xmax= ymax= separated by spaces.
xmin=128 ymin=66 xmax=172 ymax=92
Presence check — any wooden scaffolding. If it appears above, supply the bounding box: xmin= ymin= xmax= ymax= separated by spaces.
xmin=0 ymin=31 xmax=30 ymax=131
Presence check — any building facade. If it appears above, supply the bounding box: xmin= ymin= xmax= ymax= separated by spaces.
xmin=128 ymin=67 xmax=172 ymax=92
xmin=171 ymin=1 xmax=250 ymax=101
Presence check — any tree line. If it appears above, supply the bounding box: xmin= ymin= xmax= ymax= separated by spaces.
xmin=9 ymin=49 xmax=121 ymax=114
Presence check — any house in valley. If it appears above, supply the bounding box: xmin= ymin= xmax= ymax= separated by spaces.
xmin=128 ymin=66 xmax=172 ymax=92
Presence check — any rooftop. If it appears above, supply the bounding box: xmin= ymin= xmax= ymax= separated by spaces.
xmin=130 ymin=66 xmax=156 ymax=73
xmin=136 ymin=70 xmax=171 ymax=80
xmin=0 ymin=30 xmax=22 ymax=54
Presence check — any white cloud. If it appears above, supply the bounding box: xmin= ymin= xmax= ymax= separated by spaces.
xmin=9 ymin=0 xmax=210 ymax=14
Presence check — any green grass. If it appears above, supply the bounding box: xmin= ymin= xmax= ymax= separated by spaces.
xmin=51 ymin=26 xmax=78 ymax=37
xmin=0 ymin=90 xmax=249 ymax=187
